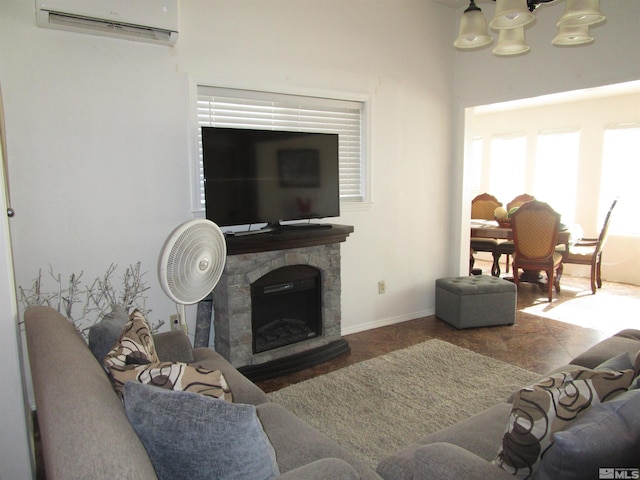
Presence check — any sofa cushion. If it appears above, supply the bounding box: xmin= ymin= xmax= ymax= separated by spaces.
xmin=535 ymin=389 xmax=640 ymax=480
xmin=88 ymin=306 xmax=129 ymax=364
xmin=257 ymin=402 xmax=381 ymax=480
xmin=124 ymin=382 xmax=278 ymax=480
xmin=571 ymin=334 xmax=640 ymax=369
xmin=494 ymin=367 xmax=636 ymax=479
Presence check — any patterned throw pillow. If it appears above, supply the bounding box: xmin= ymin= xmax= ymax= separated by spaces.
xmin=109 ymin=361 xmax=232 ymax=401
xmin=104 ymin=311 xmax=232 ymax=401
xmin=104 ymin=310 xmax=159 ymax=369
xmin=493 ymin=367 xmax=636 ymax=479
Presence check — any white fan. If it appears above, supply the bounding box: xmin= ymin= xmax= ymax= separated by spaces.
xmin=158 ymin=219 xmax=227 ymax=333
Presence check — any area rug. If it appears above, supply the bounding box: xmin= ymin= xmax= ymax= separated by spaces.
xmin=267 ymin=339 xmax=541 ymax=468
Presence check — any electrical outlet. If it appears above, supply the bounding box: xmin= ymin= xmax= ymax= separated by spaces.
xmin=170 ymin=314 xmax=181 ymax=331
xmin=378 ymin=280 xmax=386 ymax=294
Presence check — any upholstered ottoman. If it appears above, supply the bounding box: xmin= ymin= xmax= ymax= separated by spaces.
xmin=435 ymin=276 xmax=516 ymax=329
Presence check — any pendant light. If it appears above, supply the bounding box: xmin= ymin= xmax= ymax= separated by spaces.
xmin=454 ymin=0 xmax=493 ymax=49
xmin=552 ymin=24 xmax=594 ymax=45
xmin=490 ymin=0 xmax=535 ymax=30
xmin=557 ymin=0 xmax=605 ymax=27
xmin=492 ymin=26 xmax=530 ymax=56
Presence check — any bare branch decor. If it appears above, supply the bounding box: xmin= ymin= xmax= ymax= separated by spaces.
xmin=19 ymin=262 xmax=162 ymax=339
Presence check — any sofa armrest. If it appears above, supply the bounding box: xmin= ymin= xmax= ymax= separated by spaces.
xmin=153 ymin=331 xmax=194 ymax=363
xmin=413 ymin=443 xmax=512 ymax=480
xmin=277 ymin=458 xmax=360 ymax=480
xmin=377 ymin=442 xmax=512 ymax=480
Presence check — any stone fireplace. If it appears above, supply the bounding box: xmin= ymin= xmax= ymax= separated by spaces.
xmin=211 ymin=225 xmax=352 ymax=380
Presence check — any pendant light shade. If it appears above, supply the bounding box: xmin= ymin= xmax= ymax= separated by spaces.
xmin=492 ymin=27 xmax=530 ymax=56
xmin=552 ymin=24 xmax=594 ymax=45
xmin=490 ymin=0 xmax=535 ymax=30
xmin=557 ymin=0 xmax=605 ymax=27
xmin=454 ymin=1 xmax=493 ymax=49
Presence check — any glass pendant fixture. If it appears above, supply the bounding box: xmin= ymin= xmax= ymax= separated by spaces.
xmin=454 ymin=0 xmax=493 ymax=49
xmin=552 ymin=24 xmax=594 ymax=45
xmin=490 ymin=0 xmax=535 ymax=30
xmin=492 ymin=26 xmax=530 ymax=56
xmin=557 ymin=0 xmax=605 ymax=27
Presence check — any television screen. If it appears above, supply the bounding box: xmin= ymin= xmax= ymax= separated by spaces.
xmin=202 ymin=127 xmax=340 ymax=228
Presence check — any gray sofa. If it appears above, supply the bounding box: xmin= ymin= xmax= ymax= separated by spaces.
xmin=25 ymin=306 xmax=381 ymax=480
xmin=376 ymin=329 xmax=640 ymax=480
xmin=25 ymin=305 xmax=640 ymax=480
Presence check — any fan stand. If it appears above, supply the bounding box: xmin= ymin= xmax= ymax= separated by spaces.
xmin=176 ymin=304 xmax=187 ymax=335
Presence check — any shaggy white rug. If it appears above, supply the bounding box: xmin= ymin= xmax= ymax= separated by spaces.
xmin=267 ymin=338 xmax=540 ymax=467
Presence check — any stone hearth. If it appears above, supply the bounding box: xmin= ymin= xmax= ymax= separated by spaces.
xmin=212 ymin=243 xmax=344 ymax=370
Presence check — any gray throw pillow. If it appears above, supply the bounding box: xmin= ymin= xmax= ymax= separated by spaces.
xmin=595 ymin=351 xmax=634 ymax=372
xmin=535 ymin=389 xmax=640 ymax=480
xmin=88 ymin=306 xmax=129 ymax=364
xmin=124 ymin=382 xmax=279 ymax=480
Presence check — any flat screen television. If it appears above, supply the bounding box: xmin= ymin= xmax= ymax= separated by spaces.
xmin=201 ymin=127 xmax=340 ymax=232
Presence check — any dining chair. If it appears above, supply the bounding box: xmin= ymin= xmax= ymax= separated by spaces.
xmin=559 ymin=198 xmax=618 ymax=294
xmin=511 ymin=200 xmax=563 ymax=302
xmin=506 ymin=193 xmax=536 ymax=212
xmin=470 ymin=193 xmax=503 ymax=274
xmin=495 ymin=194 xmax=536 ymax=273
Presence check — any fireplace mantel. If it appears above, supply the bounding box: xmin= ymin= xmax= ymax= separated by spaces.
xmin=225 ymin=224 xmax=354 ymax=255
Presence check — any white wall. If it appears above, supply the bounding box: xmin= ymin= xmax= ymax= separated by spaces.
xmin=450 ymin=0 xmax=640 ymax=274
xmin=0 ymin=0 xmax=455 ymax=346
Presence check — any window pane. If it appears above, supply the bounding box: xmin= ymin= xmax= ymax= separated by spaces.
xmin=489 ymin=135 xmax=526 ymax=206
xmin=600 ymin=126 xmax=640 ymax=235
xmin=534 ymin=130 xmax=580 ymax=224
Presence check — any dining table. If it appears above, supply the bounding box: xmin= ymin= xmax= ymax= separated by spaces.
xmin=470 ymin=219 xmax=574 ymax=277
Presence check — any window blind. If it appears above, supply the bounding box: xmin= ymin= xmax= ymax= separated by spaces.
xmin=196 ymin=86 xmax=365 ymax=209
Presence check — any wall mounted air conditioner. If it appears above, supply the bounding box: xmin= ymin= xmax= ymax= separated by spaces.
xmin=35 ymin=0 xmax=179 ymax=46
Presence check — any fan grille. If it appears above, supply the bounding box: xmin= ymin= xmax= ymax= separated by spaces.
xmin=159 ymin=220 xmax=226 ymax=305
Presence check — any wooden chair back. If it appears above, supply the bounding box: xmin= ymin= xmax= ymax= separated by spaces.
xmin=511 ymin=201 xmax=560 ymax=262
xmin=506 ymin=194 xmax=535 ymax=212
xmin=471 ymin=193 xmax=502 ymax=220
xmin=596 ymin=198 xmax=618 ymax=254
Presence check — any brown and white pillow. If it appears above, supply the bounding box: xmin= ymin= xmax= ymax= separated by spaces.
xmin=493 ymin=366 xmax=636 ymax=479
xmin=107 ymin=361 xmax=232 ymax=401
xmin=104 ymin=310 xmax=232 ymax=401
xmin=103 ymin=310 xmax=159 ymax=369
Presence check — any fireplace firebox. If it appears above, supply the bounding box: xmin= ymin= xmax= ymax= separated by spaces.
xmin=251 ymin=265 xmax=321 ymax=354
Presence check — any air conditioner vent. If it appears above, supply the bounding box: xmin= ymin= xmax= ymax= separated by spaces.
xmin=35 ymin=0 xmax=179 ymax=46
xmin=46 ymin=12 xmax=175 ymax=44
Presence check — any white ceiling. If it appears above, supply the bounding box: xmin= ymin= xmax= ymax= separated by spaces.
xmin=431 ymin=0 xmax=468 ymax=8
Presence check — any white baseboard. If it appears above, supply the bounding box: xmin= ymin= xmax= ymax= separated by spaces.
xmin=341 ymin=308 xmax=435 ymax=336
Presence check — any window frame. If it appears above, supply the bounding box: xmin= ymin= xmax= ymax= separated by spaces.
xmin=190 ymin=84 xmax=370 ymax=214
